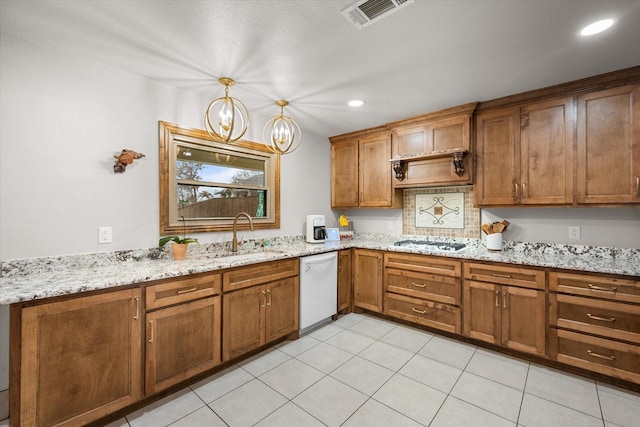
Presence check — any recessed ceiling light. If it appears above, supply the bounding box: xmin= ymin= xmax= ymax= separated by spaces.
xmin=348 ymin=100 xmax=364 ymax=107
xmin=580 ymin=18 xmax=614 ymax=36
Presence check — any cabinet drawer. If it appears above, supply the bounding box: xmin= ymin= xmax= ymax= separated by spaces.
xmin=550 ymin=294 xmax=640 ymax=344
xmin=146 ymin=273 xmax=221 ymax=310
xmin=550 ymin=329 xmax=640 ymax=384
xmin=550 ymin=272 xmax=640 ymax=304
xmin=464 ymin=262 xmax=545 ymax=290
xmin=385 ymin=269 xmax=461 ymax=305
xmin=384 ymin=292 xmax=461 ymax=334
xmin=385 ymin=252 xmax=461 ymax=277
xmin=223 ymin=258 xmax=299 ymax=292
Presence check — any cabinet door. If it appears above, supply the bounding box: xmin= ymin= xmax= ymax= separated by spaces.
xmin=393 ymin=124 xmax=428 ymax=157
xmin=521 ymin=97 xmax=575 ymax=204
xmin=17 ymin=289 xmax=142 ymax=427
xmin=577 ymin=84 xmax=640 ymax=203
xmin=501 ymin=286 xmax=546 ymax=356
xmin=359 ymin=132 xmax=394 ymax=207
xmin=265 ymin=277 xmax=299 ymax=343
xmin=430 ymin=115 xmax=472 ymax=152
xmin=463 ymin=280 xmax=500 ymax=345
xmin=353 ymin=249 xmax=383 ymax=312
xmin=331 ymin=139 xmax=359 ymax=208
xmin=145 ymin=296 xmax=221 ymax=394
xmin=222 ymin=286 xmax=265 ymax=361
xmin=475 ymin=107 xmax=521 ymax=205
xmin=337 ymin=249 xmax=353 ymax=313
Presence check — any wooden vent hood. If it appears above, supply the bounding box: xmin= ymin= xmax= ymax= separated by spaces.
xmin=387 ymin=102 xmax=478 ymax=188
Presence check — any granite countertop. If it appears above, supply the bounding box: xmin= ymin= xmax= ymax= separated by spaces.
xmin=1 ymin=234 xmax=638 ymax=305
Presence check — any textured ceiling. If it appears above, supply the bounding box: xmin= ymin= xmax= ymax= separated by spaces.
xmin=2 ymin=0 xmax=639 ymax=140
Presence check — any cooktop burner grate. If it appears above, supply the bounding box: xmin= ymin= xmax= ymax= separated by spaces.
xmin=393 ymin=240 xmax=467 ymax=252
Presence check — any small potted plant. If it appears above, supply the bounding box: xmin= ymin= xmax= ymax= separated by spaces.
xmin=159 ymin=216 xmax=197 ymax=260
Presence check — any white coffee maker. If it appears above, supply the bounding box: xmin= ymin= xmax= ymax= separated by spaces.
xmin=306 ymin=215 xmax=327 ymax=243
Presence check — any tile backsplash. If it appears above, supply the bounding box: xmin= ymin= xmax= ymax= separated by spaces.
xmin=403 ymin=186 xmax=480 ymax=239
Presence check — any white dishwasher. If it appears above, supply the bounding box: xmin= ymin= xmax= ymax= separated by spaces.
xmin=299 ymin=252 xmax=338 ymax=333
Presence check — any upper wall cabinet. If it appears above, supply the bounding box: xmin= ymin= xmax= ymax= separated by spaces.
xmin=475 ymin=97 xmax=575 ymax=206
xmin=576 ymin=84 xmax=640 ymax=204
xmin=388 ymin=103 xmax=477 ymax=188
xmin=475 ymin=67 xmax=640 ymax=207
xmin=330 ymin=127 xmax=402 ymax=209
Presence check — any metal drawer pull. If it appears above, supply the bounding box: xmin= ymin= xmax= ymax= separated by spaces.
xmin=266 ymin=289 xmax=272 ymax=306
xmin=495 ymin=290 xmax=500 ymax=307
xmin=177 ymin=287 xmax=198 ymax=295
xmin=411 ymin=282 xmax=427 ymax=288
xmin=502 ymin=291 xmax=507 ymax=309
xmin=587 ymin=349 xmax=616 ymax=361
xmin=411 ymin=307 xmax=427 ymax=315
xmin=587 ymin=313 xmax=616 ymax=322
xmin=134 ymin=297 xmax=140 ymax=320
xmin=588 ymin=284 xmax=617 ymax=292
xmin=148 ymin=320 xmax=154 ymax=343
xmin=492 ymin=273 xmax=512 ymax=279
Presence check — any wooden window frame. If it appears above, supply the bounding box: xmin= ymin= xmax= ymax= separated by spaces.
xmin=159 ymin=121 xmax=280 ymax=235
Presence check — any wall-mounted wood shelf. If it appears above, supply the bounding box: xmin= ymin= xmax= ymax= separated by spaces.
xmin=390 ymin=149 xmax=468 ymax=180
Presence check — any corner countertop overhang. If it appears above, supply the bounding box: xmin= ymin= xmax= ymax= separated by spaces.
xmin=1 ymin=235 xmax=638 ymax=305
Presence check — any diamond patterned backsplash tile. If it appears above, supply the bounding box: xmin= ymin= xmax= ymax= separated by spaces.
xmin=403 ymin=186 xmax=479 ymax=238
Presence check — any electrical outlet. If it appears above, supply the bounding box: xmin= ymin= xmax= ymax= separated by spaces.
xmin=568 ymin=225 xmax=581 ymax=240
xmin=387 ymin=221 xmax=394 ymax=230
xmin=99 ymin=226 xmax=112 ymax=244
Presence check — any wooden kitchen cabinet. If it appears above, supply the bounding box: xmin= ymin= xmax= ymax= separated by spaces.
xmin=389 ymin=102 xmax=477 ymax=188
xmin=384 ymin=252 xmax=462 ymax=333
xmin=222 ymin=259 xmax=299 ymax=361
xmin=576 ymin=84 xmax=640 ymax=204
xmin=475 ymin=96 xmax=574 ymax=206
xmin=337 ymin=249 xmax=353 ymax=314
xmin=330 ymin=138 xmax=359 ymax=207
xmin=475 ymin=106 xmax=520 ymax=205
xmin=330 ymin=128 xmax=401 ymax=208
xmin=463 ymin=262 xmax=546 ymax=356
xmin=145 ymin=273 xmax=222 ymax=395
xmin=549 ymin=271 xmax=640 ymax=383
xmin=10 ymin=288 xmax=143 ymax=427
xmin=353 ymin=249 xmax=383 ymax=312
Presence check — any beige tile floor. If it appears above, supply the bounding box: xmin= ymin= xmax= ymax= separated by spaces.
xmin=2 ymin=313 xmax=639 ymax=426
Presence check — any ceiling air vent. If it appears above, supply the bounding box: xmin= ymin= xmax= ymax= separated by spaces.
xmin=341 ymin=0 xmax=415 ymax=29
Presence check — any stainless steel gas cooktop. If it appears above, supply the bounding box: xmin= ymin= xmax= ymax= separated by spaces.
xmin=392 ymin=240 xmax=467 ymax=252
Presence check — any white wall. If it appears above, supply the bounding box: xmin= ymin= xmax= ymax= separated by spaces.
xmin=0 ymin=35 xmax=332 ymax=396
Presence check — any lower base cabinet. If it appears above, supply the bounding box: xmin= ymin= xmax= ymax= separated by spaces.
xmin=383 ymin=252 xmax=462 ymax=334
xmin=145 ymin=296 xmax=221 ymax=394
xmin=337 ymin=249 xmax=353 ymax=314
xmin=10 ymin=288 xmax=143 ymax=427
xmin=463 ymin=262 xmax=546 ymax=357
xmin=353 ymin=249 xmax=383 ymax=312
xmin=464 ymin=281 xmax=546 ymax=356
xmin=222 ymin=259 xmax=299 ymax=362
xmin=549 ymin=271 xmax=640 ymax=385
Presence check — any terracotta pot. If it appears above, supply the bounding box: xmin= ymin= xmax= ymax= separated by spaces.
xmin=171 ymin=243 xmax=188 ymax=260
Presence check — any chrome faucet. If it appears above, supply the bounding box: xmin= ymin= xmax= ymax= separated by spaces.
xmin=232 ymin=212 xmax=254 ymax=252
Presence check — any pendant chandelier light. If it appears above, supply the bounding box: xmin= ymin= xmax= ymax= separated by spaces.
xmin=262 ymin=100 xmax=302 ymax=155
xmin=204 ymin=77 xmax=249 ymax=142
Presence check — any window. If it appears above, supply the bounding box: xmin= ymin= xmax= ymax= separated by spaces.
xmin=160 ymin=121 xmax=280 ymax=235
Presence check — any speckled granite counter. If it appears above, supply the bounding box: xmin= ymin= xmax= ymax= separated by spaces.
xmin=1 ymin=234 xmax=638 ymax=305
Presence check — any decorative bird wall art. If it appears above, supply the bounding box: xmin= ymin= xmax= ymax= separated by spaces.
xmin=113 ymin=149 xmax=145 ymax=173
